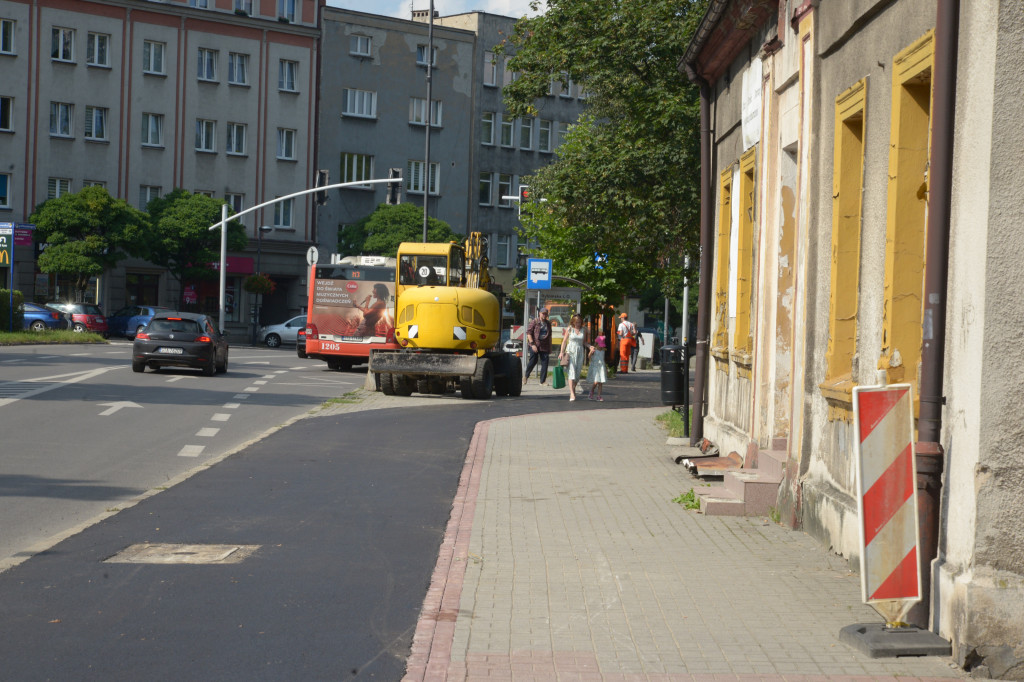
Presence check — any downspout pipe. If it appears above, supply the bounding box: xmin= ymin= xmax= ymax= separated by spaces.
xmin=690 ymin=77 xmax=713 ymax=446
xmin=909 ymin=0 xmax=958 ymax=630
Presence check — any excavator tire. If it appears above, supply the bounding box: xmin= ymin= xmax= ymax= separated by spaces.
xmin=380 ymin=372 xmax=396 ymax=395
xmin=471 ymin=358 xmax=494 ymax=400
xmin=459 ymin=375 xmax=475 ymax=400
xmin=392 ymin=373 xmax=414 ymax=397
xmin=507 ymin=356 xmax=523 ymax=397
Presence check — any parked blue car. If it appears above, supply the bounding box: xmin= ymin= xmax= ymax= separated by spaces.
xmin=107 ymin=305 xmax=171 ymax=339
xmin=22 ymin=302 xmax=65 ymax=332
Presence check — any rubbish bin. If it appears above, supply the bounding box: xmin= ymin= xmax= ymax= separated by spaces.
xmin=660 ymin=345 xmax=685 ymax=406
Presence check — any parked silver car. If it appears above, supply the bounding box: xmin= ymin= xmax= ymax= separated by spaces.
xmin=257 ymin=315 xmax=306 ymax=348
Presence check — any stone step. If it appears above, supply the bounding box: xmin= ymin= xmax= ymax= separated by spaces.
xmin=723 ymin=470 xmax=783 ymax=515
xmin=754 ymin=448 xmax=787 ymax=478
xmin=696 ymin=486 xmax=746 ymax=516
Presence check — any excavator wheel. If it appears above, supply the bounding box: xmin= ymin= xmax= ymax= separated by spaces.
xmin=459 ymin=375 xmax=475 ymax=400
xmin=507 ymin=357 xmax=523 ymax=397
xmin=380 ymin=372 xmax=396 ymax=396
xmin=471 ymin=358 xmax=494 ymax=400
xmin=392 ymin=373 xmax=414 ymax=397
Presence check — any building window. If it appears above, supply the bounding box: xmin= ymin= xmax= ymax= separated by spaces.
xmin=880 ymin=31 xmax=935 ymax=391
xmin=481 ymin=112 xmax=495 ymax=145
xmin=0 ymin=173 xmax=10 ymax=208
xmin=406 ymin=160 xmax=439 ymax=195
xmin=342 ymin=88 xmax=376 ymax=118
xmin=519 ymin=118 xmax=533 ymax=150
xmin=350 ymin=35 xmax=371 ymax=56
xmin=234 ymin=0 xmax=253 ymax=15
xmin=1 ymin=19 xmax=14 ymax=55
xmin=538 ymin=119 xmax=552 ymax=153
xmin=712 ymin=168 xmax=732 ymax=352
xmin=559 ymin=74 xmax=574 ymax=98
xmin=143 ymin=40 xmax=165 ymax=75
xmin=0 ymin=96 xmax=12 ymax=132
xmin=197 ymin=48 xmax=217 ymax=81
xmin=478 ymin=172 xmax=493 ymax=205
xmin=84 ymin=106 xmax=108 ymax=141
xmin=51 ymin=27 xmax=74 ymax=62
xmin=483 ymin=51 xmax=497 ymax=87
xmin=556 ymin=121 xmax=569 ymax=147
xmin=141 ymin=113 xmax=163 ymax=146
xmin=416 ymin=44 xmax=436 ymax=67
xmin=496 ymin=234 xmax=511 ymax=268
xmin=195 ymin=118 xmax=216 ymax=152
xmin=194 ymin=190 xmax=214 ymax=197
xmin=497 ymin=174 xmax=512 ymax=207
xmin=86 ymin=33 xmax=109 ymax=67
xmin=277 ymin=128 xmax=296 ymax=160
xmin=190 ymin=0 xmax=209 ymax=8
xmin=278 ymin=0 xmax=296 ymax=22
xmin=279 ymin=60 xmax=297 ymax=92
xmin=228 ymin=53 xmax=248 ymax=85
xmin=341 ymin=152 xmax=373 ymax=187
xmin=83 ymin=180 xmax=106 ymax=188
xmin=225 ymin=193 xmax=244 ymax=213
xmin=49 ymin=102 xmax=73 ymax=137
xmin=48 ymin=177 xmax=71 ymax=199
xmin=409 ymin=98 xmax=442 ymax=127
xmin=821 ymin=79 xmax=867 ymax=406
xmin=226 ymin=122 xmax=246 ymax=155
xmin=139 ymin=185 xmax=161 ymax=209
xmin=733 ymin=147 xmax=756 ymax=357
xmin=274 ymin=198 xmax=293 ymax=228
xmin=499 ymin=115 xmax=514 ymax=148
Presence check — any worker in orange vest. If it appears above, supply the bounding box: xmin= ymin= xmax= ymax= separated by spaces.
xmin=616 ymin=312 xmax=636 ymax=374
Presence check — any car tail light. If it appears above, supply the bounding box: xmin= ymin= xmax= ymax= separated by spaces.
xmin=307 ymin=323 xmax=319 ymax=339
xmin=196 ymin=335 xmax=213 ymax=343
xmin=49 ymin=313 xmax=58 ymax=320
xmin=136 ymin=331 xmax=150 ymax=340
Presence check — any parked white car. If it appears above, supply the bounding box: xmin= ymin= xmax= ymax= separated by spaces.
xmin=257 ymin=315 xmax=306 ymax=348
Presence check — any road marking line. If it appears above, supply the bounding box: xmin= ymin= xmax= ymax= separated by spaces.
xmin=244 ymin=361 xmax=271 ymax=365
xmin=0 ymin=367 xmax=119 ymax=408
xmin=222 ymin=403 xmax=241 ymax=409
xmin=275 ymin=370 xmax=287 ymax=374
xmin=178 ymin=445 xmax=205 ymax=457
xmin=262 ymin=375 xmax=276 ymax=379
xmin=1 ymin=359 xmax=25 ymax=363
xmin=253 ymin=380 xmax=267 ymax=385
xmin=244 ymin=386 xmax=259 ymax=392
xmin=196 ymin=427 xmax=220 ymax=437
xmin=289 ymin=366 xmax=306 ymax=370
xmin=233 ymin=394 xmax=250 ymax=399
xmin=211 ymin=413 xmax=231 ymax=421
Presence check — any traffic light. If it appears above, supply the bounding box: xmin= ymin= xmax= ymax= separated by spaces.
xmin=386 ymin=167 xmax=402 ymax=205
xmin=518 ymin=185 xmax=529 ymax=217
xmin=314 ymin=169 xmax=329 ymax=206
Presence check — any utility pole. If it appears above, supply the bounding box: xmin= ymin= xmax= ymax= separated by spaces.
xmin=422 ymin=0 xmax=434 ymax=243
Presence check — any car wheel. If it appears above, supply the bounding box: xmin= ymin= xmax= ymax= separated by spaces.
xmin=30 ymin=321 xmax=47 ymax=332
xmin=265 ymin=334 xmax=281 ymax=348
xmin=216 ymin=350 xmax=228 ymax=374
xmin=202 ymin=360 xmax=216 ymax=377
xmin=132 ymin=360 xmax=146 ymax=373
xmin=297 ymin=347 xmax=307 ymax=359
xmin=72 ymin=322 xmax=86 ymax=333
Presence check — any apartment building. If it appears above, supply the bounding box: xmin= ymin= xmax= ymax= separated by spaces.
xmin=0 ymin=0 xmax=322 ymax=334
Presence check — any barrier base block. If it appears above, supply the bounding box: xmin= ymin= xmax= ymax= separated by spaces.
xmin=839 ymin=623 xmax=952 ymax=658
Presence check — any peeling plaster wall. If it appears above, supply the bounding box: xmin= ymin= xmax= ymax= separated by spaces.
xmin=936 ymin=0 xmax=1024 ymax=676
xmin=797 ymin=0 xmax=935 ymax=557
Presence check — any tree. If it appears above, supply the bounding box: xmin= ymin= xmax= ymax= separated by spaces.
xmin=499 ymin=0 xmax=706 ymax=304
xmin=338 ymin=203 xmax=461 ymax=257
xmin=30 ymin=186 xmax=149 ymax=300
xmin=142 ymin=189 xmax=248 ymax=308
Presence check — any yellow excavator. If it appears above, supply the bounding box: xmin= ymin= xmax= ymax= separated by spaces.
xmin=369 ymin=232 xmax=523 ymax=399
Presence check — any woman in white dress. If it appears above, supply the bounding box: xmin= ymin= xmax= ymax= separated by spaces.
xmin=558 ymin=313 xmax=591 ymax=402
xmin=587 ymin=334 xmax=608 ymax=401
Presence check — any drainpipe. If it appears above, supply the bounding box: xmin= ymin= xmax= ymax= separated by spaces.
xmin=690 ymin=77 xmax=713 ymax=446
xmin=909 ymin=0 xmax=958 ymax=630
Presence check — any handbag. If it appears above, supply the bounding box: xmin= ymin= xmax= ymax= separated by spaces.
xmin=551 ymin=365 xmax=566 ymax=389
xmin=559 ymin=354 xmax=570 ymax=368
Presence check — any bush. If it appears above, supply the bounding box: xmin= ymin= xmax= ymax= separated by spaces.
xmin=0 ymin=289 xmax=25 ymax=332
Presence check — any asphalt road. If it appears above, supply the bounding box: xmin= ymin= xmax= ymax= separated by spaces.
xmin=0 ymin=342 xmax=676 ymax=680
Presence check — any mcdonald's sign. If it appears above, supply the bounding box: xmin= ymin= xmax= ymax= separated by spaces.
xmin=0 ymin=224 xmax=13 ymax=267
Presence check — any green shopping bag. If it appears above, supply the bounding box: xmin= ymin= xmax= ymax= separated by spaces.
xmin=551 ymin=365 xmax=566 ymax=389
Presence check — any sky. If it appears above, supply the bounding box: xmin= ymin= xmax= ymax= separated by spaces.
xmin=325 ymin=0 xmax=543 ymax=21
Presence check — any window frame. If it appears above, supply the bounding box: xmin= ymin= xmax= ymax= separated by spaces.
xmin=233 ymin=0 xmax=253 ymax=16
xmin=49 ymin=101 xmax=73 ymax=138
xmin=226 ymin=122 xmax=247 ymax=155
xmin=278 ymin=59 xmax=297 ymax=92
xmin=227 ymin=52 xmax=249 ymax=86
xmin=483 ymin=51 xmax=497 ymax=87
xmin=0 ymin=173 xmax=10 ymax=208
xmin=277 ymin=127 xmax=296 ymax=160
xmin=478 ymin=171 xmax=493 ymax=206
xmin=84 ymin=105 xmax=108 ymax=141
xmin=139 ymin=185 xmax=161 ymax=210
xmin=197 ymin=47 xmax=218 ymax=82
xmin=416 ymin=44 xmax=437 ymax=67
xmin=143 ymin=40 xmax=165 ymax=75
xmin=47 ymin=177 xmax=71 ymax=199
xmin=350 ymin=34 xmax=371 ymax=57
xmin=406 ymin=160 xmax=439 ymax=196
xmin=481 ymin=112 xmax=495 ymax=146
xmin=273 ymin=197 xmax=294 ymax=228
xmin=277 ymin=0 xmax=296 ymax=22
xmin=195 ymin=118 xmax=216 ymax=152
xmin=538 ymin=119 xmax=552 ymax=153
xmin=51 ymin=27 xmax=74 ymax=63
xmin=497 ymin=174 xmax=512 ymax=208
xmin=341 ymin=152 xmax=373 ymax=188
xmin=409 ymin=97 xmax=442 ymax=127
xmin=0 ymin=19 xmax=14 ymax=55
xmin=499 ymin=115 xmax=514 ymax=148
xmin=519 ymin=117 xmax=533 ymax=151
xmin=141 ymin=112 xmax=163 ymax=147
xmin=341 ymin=88 xmax=376 ymax=119
xmin=495 ymin=234 xmax=511 ymax=268
xmin=0 ymin=95 xmax=12 ymax=132
xmin=225 ymin=192 xmax=244 ymax=214
xmin=86 ymin=32 xmax=110 ymax=68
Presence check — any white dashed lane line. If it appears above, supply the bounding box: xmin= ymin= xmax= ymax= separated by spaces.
xmin=211 ymin=413 xmax=231 ymax=421
xmin=233 ymin=394 xmax=250 ymax=400
xmin=253 ymin=381 xmax=267 ymax=385
xmin=222 ymin=403 xmax=240 ymax=409
xmin=243 ymin=387 xmax=259 ymax=392
xmin=178 ymin=445 xmax=205 ymax=458
xmin=196 ymin=428 xmax=220 ymax=437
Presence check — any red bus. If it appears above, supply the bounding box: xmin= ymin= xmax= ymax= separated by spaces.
xmin=305 ymin=256 xmax=398 ymax=370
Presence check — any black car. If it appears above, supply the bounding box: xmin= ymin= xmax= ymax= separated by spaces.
xmin=296 ymin=325 xmax=307 ymax=358
xmin=132 ymin=312 xmax=228 ymax=376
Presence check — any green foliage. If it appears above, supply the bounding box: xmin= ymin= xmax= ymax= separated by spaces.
xmin=142 ymin=189 xmax=247 ymax=306
xmin=672 ymin=489 xmax=701 ymax=510
xmin=0 ymin=289 xmax=25 ymax=332
xmin=656 ymin=408 xmax=692 ymax=438
xmin=0 ymin=328 xmax=105 ymax=344
xmin=30 ymin=186 xmax=149 ymax=299
xmin=339 ymin=203 xmax=461 ymax=257
xmin=498 ymin=0 xmax=706 ymax=305
xmin=243 ymin=273 xmax=276 ymax=295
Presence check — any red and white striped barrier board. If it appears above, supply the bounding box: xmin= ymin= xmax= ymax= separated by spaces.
xmin=852 ymin=383 xmax=921 ymax=623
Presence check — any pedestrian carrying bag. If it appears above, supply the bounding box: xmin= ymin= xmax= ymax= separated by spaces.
xmin=551 ymin=365 xmax=566 ymax=389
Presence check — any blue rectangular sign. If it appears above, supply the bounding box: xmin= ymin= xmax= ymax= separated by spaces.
xmin=526 ymin=258 xmax=552 ymax=290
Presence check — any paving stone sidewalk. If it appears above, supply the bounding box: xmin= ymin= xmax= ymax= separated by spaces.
xmin=404 ymin=403 xmax=967 ymax=681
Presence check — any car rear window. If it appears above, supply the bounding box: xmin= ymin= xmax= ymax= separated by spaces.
xmin=149 ymin=319 xmax=203 ymax=334
xmin=78 ymin=304 xmax=104 ymax=315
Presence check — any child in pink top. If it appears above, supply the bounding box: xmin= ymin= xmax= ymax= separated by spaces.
xmin=587 ymin=335 xmax=608 ymax=400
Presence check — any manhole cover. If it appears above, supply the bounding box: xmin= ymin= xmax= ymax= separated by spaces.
xmin=105 ymin=543 xmax=260 ymax=565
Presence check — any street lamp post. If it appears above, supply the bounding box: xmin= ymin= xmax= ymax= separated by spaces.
xmin=252 ymin=225 xmax=273 ymax=346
